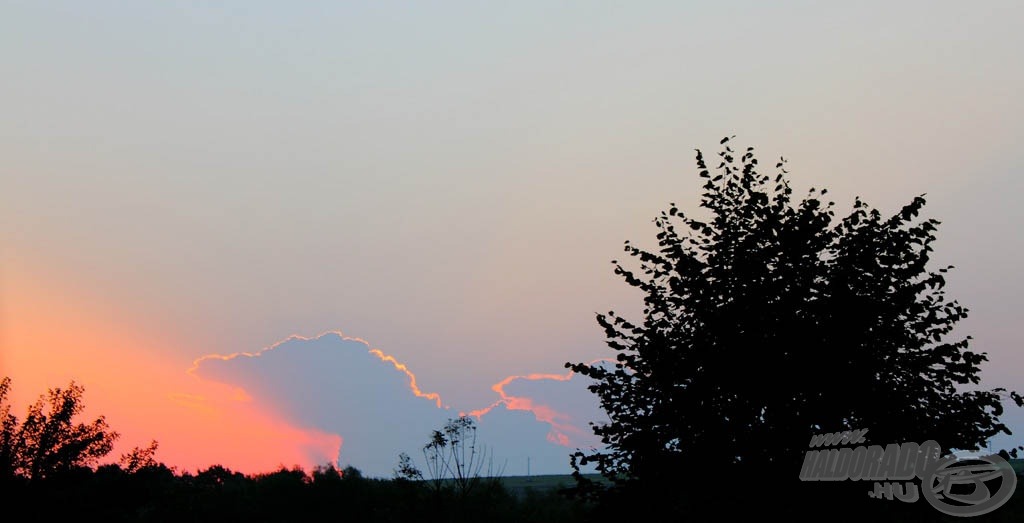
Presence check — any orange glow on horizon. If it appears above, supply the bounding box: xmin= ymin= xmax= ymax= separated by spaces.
xmin=2 ymin=262 xmax=343 ymax=474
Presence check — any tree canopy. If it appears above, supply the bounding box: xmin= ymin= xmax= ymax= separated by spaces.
xmin=1 ymin=377 xmax=119 ymax=481
xmin=566 ymin=137 xmax=1023 ymax=518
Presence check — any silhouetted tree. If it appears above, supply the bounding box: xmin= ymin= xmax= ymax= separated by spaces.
xmin=0 ymin=377 xmax=18 ymax=479
xmin=566 ymin=138 xmax=1024 ymax=519
xmin=312 ymin=462 xmax=343 ymax=484
xmin=341 ymin=464 xmax=364 ymax=480
xmin=394 ymin=451 xmax=423 ymax=482
xmin=0 ymin=377 xmax=119 ymax=481
xmin=119 ymin=439 xmax=160 ymax=473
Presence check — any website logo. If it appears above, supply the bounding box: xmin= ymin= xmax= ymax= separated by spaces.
xmin=799 ymin=429 xmax=1017 ymax=517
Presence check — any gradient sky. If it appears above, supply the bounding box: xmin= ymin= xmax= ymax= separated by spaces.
xmin=3 ymin=1 xmax=1024 ymax=476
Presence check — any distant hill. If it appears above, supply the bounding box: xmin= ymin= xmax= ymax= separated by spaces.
xmin=498 ymin=473 xmax=608 ymax=497
xmin=487 ymin=459 xmax=1024 ymax=499
xmin=496 ymin=460 xmax=1024 ymax=496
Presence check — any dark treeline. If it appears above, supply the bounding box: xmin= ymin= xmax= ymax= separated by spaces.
xmin=0 ymin=462 xmax=588 ymax=523
xmin=4 ymin=449 xmax=1021 ymax=523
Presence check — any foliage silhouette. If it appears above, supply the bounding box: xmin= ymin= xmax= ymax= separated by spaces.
xmin=0 ymin=376 xmax=119 ymax=481
xmin=119 ymin=439 xmax=160 ymax=473
xmin=394 ymin=451 xmax=423 ymax=481
xmin=566 ymin=138 xmax=1024 ymax=520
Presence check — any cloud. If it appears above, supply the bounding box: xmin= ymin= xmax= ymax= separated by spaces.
xmin=467 ymin=369 xmax=609 ymax=476
xmin=190 ymin=331 xmax=606 ymax=477
xmin=467 ymin=364 xmax=609 ymax=448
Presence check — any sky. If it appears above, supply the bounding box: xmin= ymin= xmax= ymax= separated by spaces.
xmin=2 ymin=1 xmax=1024 ymax=477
